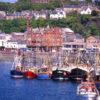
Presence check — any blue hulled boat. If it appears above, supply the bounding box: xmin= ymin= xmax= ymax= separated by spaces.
xmin=37 ymin=67 xmax=51 ymax=80
xmin=95 ymin=75 xmax=100 ymax=91
xmin=37 ymin=74 xmax=50 ymax=79
xmin=96 ymin=82 xmax=100 ymax=91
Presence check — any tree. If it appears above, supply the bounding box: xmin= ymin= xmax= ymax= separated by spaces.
xmin=89 ymin=22 xmax=100 ymax=36
xmin=19 ymin=18 xmax=26 ymax=32
xmin=37 ymin=18 xmax=47 ymax=27
xmin=80 ymin=14 xmax=91 ymax=25
xmin=91 ymin=10 xmax=99 ymax=16
xmin=30 ymin=18 xmax=37 ymax=28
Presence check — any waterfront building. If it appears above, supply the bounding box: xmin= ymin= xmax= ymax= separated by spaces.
xmin=0 ymin=33 xmax=11 ymax=47
xmin=86 ymin=36 xmax=100 ymax=52
xmin=26 ymin=27 xmax=62 ymax=52
xmin=0 ymin=32 xmax=26 ymax=49
xmin=62 ymin=28 xmax=85 ymax=52
xmin=4 ymin=40 xmax=26 ymax=49
xmin=11 ymin=32 xmax=26 ymax=41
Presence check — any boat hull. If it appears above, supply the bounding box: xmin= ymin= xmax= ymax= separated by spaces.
xmin=96 ymin=82 xmax=100 ymax=91
xmin=69 ymin=68 xmax=87 ymax=81
xmin=23 ymin=71 xmax=37 ymax=79
xmin=80 ymin=93 xmax=97 ymax=98
xmin=52 ymin=77 xmax=69 ymax=81
xmin=10 ymin=70 xmax=23 ymax=78
xmin=37 ymin=74 xmax=50 ymax=79
xmin=51 ymin=70 xmax=70 ymax=81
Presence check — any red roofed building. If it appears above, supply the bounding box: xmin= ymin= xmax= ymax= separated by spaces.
xmin=26 ymin=26 xmax=62 ymax=52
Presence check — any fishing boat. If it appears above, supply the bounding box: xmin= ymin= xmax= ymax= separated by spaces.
xmin=96 ymin=82 xmax=100 ymax=92
xmin=51 ymin=68 xmax=70 ymax=81
xmin=77 ymin=81 xmax=99 ymax=98
xmin=37 ymin=66 xmax=52 ymax=80
xmin=95 ymin=75 xmax=100 ymax=91
xmin=23 ymin=51 xmax=37 ymax=79
xmin=69 ymin=68 xmax=87 ymax=81
xmin=23 ymin=67 xmax=37 ymax=79
xmin=10 ymin=50 xmax=23 ymax=78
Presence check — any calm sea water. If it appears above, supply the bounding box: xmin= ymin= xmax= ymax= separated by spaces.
xmin=0 ymin=62 xmax=98 ymax=100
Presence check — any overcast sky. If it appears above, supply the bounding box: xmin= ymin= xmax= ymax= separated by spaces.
xmin=0 ymin=0 xmax=17 ymax=3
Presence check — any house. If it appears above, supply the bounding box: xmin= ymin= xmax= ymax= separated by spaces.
xmin=21 ymin=10 xmax=33 ymax=18
xmin=6 ymin=12 xmax=22 ymax=20
xmin=50 ymin=9 xmax=66 ymax=19
xmin=11 ymin=32 xmax=26 ymax=41
xmin=33 ymin=11 xmax=47 ymax=19
xmin=62 ymin=29 xmax=85 ymax=51
xmin=86 ymin=36 xmax=100 ymax=51
xmin=80 ymin=6 xmax=92 ymax=14
xmin=0 ymin=11 xmax=6 ymax=19
xmin=64 ymin=5 xmax=81 ymax=13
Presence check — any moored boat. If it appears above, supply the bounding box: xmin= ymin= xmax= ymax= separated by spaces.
xmin=95 ymin=75 xmax=100 ymax=91
xmin=37 ymin=66 xmax=52 ymax=80
xmin=77 ymin=81 xmax=99 ymax=98
xmin=10 ymin=66 xmax=23 ymax=78
xmin=10 ymin=50 xmax=24 ymax=78
xmin=69 ymin=68 xmax=87 ymax=81
xmin=96 ymin=82 xmax=100 ymax=92
xmin=51 ymin=69 xmax=70 ymax=81
xmin=23 ymin=67 xmax=37 ymax=79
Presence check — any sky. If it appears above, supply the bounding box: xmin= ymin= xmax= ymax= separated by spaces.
xmin=0 ymin=0 xmax=17 ymax=3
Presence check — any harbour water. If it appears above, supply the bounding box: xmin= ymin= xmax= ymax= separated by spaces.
xmin=0 ymin=62 xmax=99 ymax=100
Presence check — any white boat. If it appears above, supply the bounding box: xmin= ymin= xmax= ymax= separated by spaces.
xmin=77 ymin=81 xmax=99 ymax=98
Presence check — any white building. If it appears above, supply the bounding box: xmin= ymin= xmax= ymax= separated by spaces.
xmin=0 ymin=11 xmax=6 ymax=19
xmin=50 ymin=9 xmax=66 ymax=19
xmin=4 ymin=41 xmax=27 ymax=49
xmin=61 ymin=28 xmax=85 ymax=51
xmin=0 ymin=33 xmax=26 ymax=49
xmin=80 ymin=6 xmax=92 ymax=15
xmin=0 ymin=34 xmax=12 ymax=47
xmin=33 ymin=11 xmax=47 ymax=20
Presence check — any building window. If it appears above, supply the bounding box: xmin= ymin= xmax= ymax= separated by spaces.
xmin=78 ymin=45 xmax=83 ymax=48
xmin=64 ymin=45 xmax=71 ymax=48
xmin=72 ymin=45 xmax=77 ymax=48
